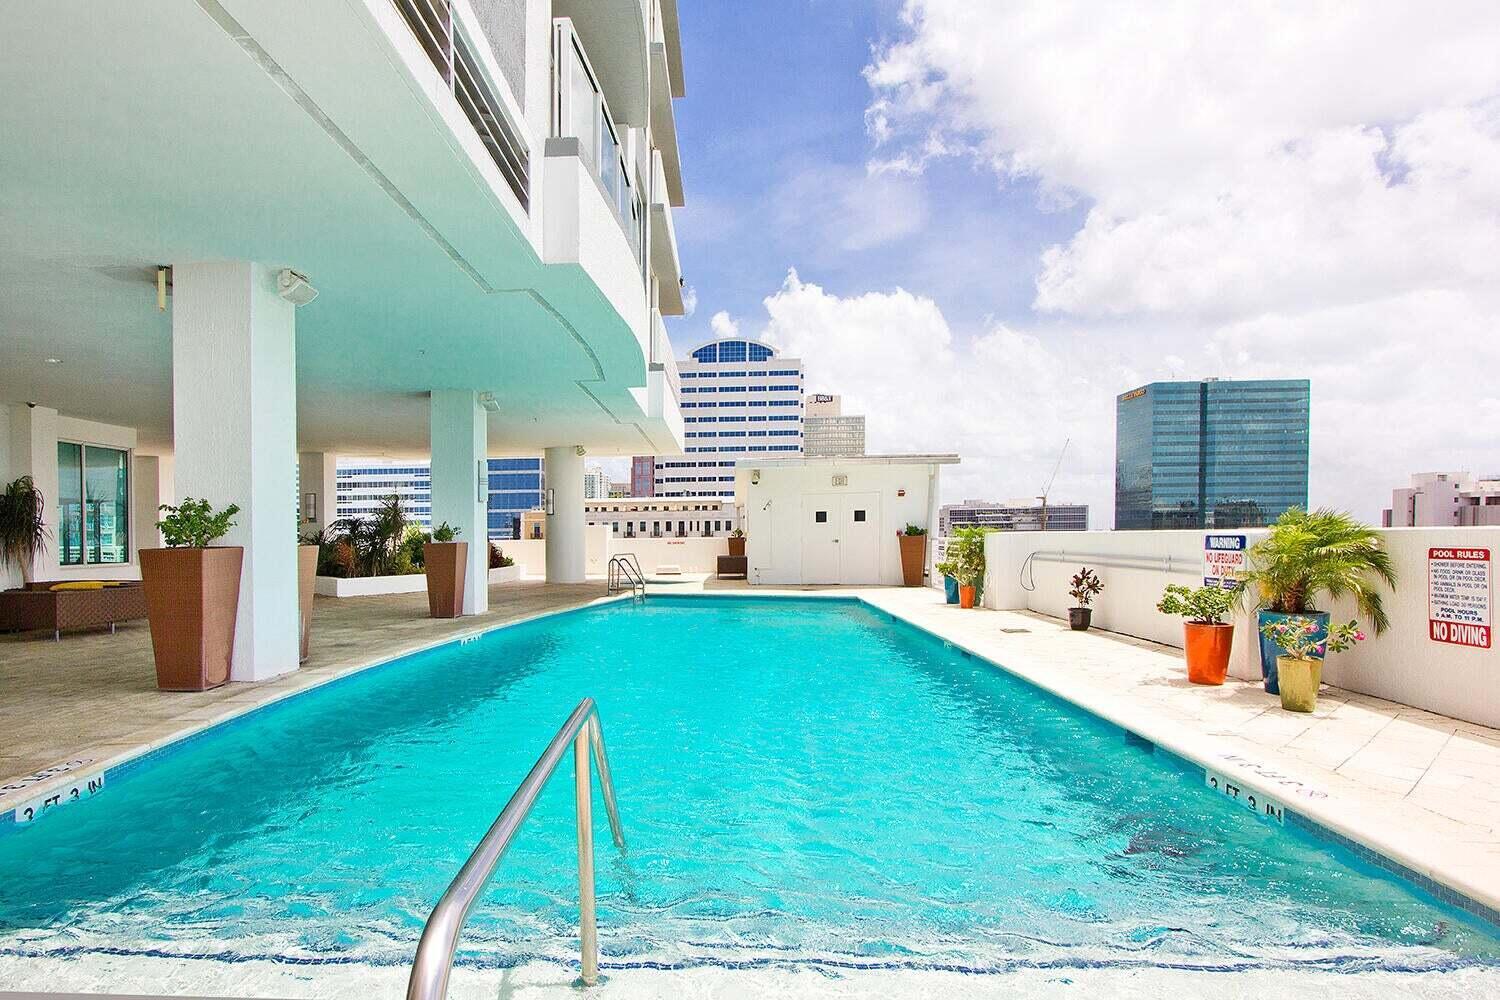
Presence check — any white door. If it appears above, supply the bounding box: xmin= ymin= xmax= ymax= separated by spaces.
xmin=838 ymin=493 xmax=881 ymax=584
xmin=801 ymin=494 xmax=841 ymax=584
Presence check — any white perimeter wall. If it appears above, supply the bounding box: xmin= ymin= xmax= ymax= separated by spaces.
xmin=501 ymin=534 xmax=733 ymax=577
xmin=738 ymin=462 xmax=942 ymax=586
xmin=982 ymin=527 xmax=1500 ymax=729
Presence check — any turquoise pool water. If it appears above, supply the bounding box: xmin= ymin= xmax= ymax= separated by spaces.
xmin=1 ymin=596 xmax=1497 ymax=976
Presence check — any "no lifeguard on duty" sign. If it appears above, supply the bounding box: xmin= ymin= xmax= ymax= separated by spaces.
xmin=1428 ymin=547 xmax=1492 ymax=649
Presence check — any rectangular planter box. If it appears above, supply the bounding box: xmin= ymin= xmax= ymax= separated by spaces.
xmin=314 ymin=574 xmax=426 ymax=598
xmin=488 ymin=565 xmax=520 ymax=585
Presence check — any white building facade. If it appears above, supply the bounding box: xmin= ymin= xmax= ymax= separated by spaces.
xmin=1 ymin=0 xmax=691 ymax=680
xmin=1384 ymin=472 xmax=1500 ymax=527
xmin=585 ymin=497 xmax=737 ymax=538
xmin=657 ymin=339 xmax=804 ymax=498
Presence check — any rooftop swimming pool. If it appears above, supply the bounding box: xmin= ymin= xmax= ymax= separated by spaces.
xmin=1 ymin=596 xmax=1497 ymax=982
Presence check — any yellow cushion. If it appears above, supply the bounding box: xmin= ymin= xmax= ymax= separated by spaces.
xmin=49 ymin=581 xmax=107 ymax=591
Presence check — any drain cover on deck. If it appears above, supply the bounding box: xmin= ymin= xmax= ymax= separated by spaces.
xmin=1000 ymin=628 xmax=1031 ymax=634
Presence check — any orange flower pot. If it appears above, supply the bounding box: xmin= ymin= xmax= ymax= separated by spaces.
xmin=959 ymin=584 xmax=976 ymax=609
xmin=1183 ymin=621 xmax=1233 ymax=685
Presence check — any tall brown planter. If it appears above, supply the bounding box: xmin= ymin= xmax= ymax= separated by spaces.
xmin=424 ymin=541 xmax=468 ymax=618
xmin=297 ymin=544 xmax=317 ymax=662
xmin=897 ymin=533 xmax=927 ymax=586
xmin=727 ymin=536 xmax=746 ymax=558
xmin=138 ymin=546 xmax=243 ymax=692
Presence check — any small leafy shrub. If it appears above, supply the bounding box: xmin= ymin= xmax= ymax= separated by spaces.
xmin=1261 ymin=616 xmax=1365 ymax=661
xmin=431 ymin=522 xmax=460 ymax=543
xmin=730 ymin=528 xmax=745 ymax=538
xmin=489 ymin=542 xmax=514 ymax=569
xmin=158 ymin=498 xmax=240 ymax=548
xmin=901 ymin=523 xmax=927 ymax=536
xmin=935 ymin=558 xmax=959 ymax=580
xmin=1068 ymin=567 xmax=1103 ymax=608
xmin=1157 ymin=584 xmax=1236 ymax=625
xmin=947 ymin=526 xmax=989 ymax=589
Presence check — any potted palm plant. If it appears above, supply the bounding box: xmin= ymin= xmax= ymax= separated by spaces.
xmin=935 ymin=557 xmax=960 ymax=604
xmin=727 ymin=528 xmax=746 ymax=558
xmin=1261 ymin=616 xmax=1366 ymax=712
xmin=1067 ymin=567 xmax=1103 ymax=630
xmin=948 ymin=526 xmax=987 ymax=608
xmin=139 ymin=498 xmax=242 ymax=691
xmin=0 ymin=476 xmax=49 ymax=584
xmin=1158 ymin=584 xmax=1237 ymax=685
xmin=897 ymin=523 xmax=928 ymax=586
xmin=424 ymin=521 xmax=467 ymax=618
xmin=1240 ymin=508 xmax=1395 ymax=695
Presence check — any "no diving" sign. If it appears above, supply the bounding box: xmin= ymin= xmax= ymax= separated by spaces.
xmin=1428 ymin=547 xmax=1491 ymax=649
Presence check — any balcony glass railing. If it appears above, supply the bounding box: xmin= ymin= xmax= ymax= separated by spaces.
xmin=394 ymin=0 xmax=530 ymax=211
xmin=552 ymin=18 xmax=645 ymax=266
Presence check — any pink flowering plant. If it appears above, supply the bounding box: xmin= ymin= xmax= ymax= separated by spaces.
xmin=1259 ymin=615 xmax=1366 ymax=662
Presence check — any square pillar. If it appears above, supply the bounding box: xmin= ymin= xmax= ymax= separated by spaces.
xmin=430 ymin=390 xmax=488 ymax=615
xmin=3 ymin=403 xmax=59 ymax=584
xmin=544 ymin=445 xmax=586 ymax=583
xmin=297 ymin=451 xmax=338 ymax=532
xmin=173 ymin=261 xmax=299 ymax=682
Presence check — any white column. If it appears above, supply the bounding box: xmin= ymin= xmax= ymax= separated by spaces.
xmin=430 ymin=390 xmax=488 ymax=615
xmin=3 ymin=403 xmax=59 ymax=584
xmin=297 ymin=451 xmax=339 ymax=532
xmin=173 ymin=261 xmax=299 ymax=682
xmin=545 ymin=445 xmax=586 ymax=583
xmin=131 ymin=454 xmax=164 ymax=555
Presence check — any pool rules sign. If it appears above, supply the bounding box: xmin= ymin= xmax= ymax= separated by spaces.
xmin=1428 ymin=547 xmax=1491 ymax=649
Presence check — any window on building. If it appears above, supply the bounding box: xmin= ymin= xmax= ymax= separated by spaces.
xmin=853 ymin=510 xmax=866 ymax=522
xmin=57 ymin=442 xmax=130 ymax=565
xmin=815 ymin=510 xmax=828 ymax=523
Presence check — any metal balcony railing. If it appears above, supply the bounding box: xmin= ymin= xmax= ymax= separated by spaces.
xmin=394 ymin=0 xmax=530 ymax=211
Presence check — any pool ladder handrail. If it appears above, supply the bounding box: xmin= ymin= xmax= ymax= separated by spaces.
xmin=406 ymin=697 xmax=626 ymax=999
xmin=607 ymin=553 xmax=646 ymax=600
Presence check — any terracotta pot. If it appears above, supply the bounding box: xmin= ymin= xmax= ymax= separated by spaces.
xmin=898 ymin=533 xmax=927 ymax=586
xmin=1068 ymin=607 xmax=1093 ymax=631
xmin=1183 ymin=621 xmax=1234 ymax=685
xmin=727 ymin=536 xmax=746 ymax=558
xmin=297 ymin=544 xmax=317 ymax=662
xmin=959 ymin=584 xmax=976 ymax=609
xmin=1277 ymin=655 xmax=1322 ymax=712
xmin=139 ymin=546 xmax=243 ymax=691
xmin=424 ymin=541 xmax=468 ymax=618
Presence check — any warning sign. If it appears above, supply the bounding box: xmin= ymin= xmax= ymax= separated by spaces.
xmin=1203 ymin=534 xmax=1247 ymax=590
xmin=1428 ymin=547 xmax=1491 ymax=649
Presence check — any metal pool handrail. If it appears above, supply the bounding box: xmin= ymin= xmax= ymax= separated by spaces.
xmin=607 ymin=553 xmax=646 ymax=599
xmin=406 ymin=698 xmax=625 ymax=999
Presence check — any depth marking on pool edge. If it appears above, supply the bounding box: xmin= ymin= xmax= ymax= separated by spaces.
xmin=1205 ymin=768 xmax=1285 ymax=825
xmin=3 ymin=760 xmax=107 ymax=824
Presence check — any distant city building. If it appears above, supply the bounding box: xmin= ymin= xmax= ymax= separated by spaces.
xmin=804 ymin=393 xmax=866 ymax=457
xmin=336 ymin=457 xmax=543 ymax=539
xmin=586 ymin=497 xmax=738 ymax=538
xmin=1115 ymin=378 xmax=1310 ymax=530
xmin=630 ymin=456 xmax=656 ymax=497
xmin=1384 ymin=472 xmax=1500 ymax=527
xmin=940 ymin=499 xmax=1089 ymax=535
xmin=608 ymin=481 xmax=631 ymax=498
xmin=583 ymin=466 xmax=610 ymax=500
xmin=657 ymin=338 xmax=804 ymax=499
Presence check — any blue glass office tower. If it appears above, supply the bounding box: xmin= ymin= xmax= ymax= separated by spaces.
xmin=337 ymin=457 xmax=543 ymax=540
xmin=1115 ymin=379 xmax=1309 ymax=530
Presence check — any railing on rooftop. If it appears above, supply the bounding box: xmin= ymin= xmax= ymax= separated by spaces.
xmin=552 ymin=18 xmax=645 ymax=266
xmin=650 ymin=308 xmax=681 ymax=399
xmin=393 ymin=0 xmax=531 ymax=211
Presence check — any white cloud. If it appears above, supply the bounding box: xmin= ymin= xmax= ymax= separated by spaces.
xmin=709 ymin=309 xmax=739 ymax=339
xmin=773 ymin=163 xmax=929 ymax=254
xmin=849 ymin=1 xmax=1500 ymax=521
xmin=680 ymin=284 xmax=698 ymax=318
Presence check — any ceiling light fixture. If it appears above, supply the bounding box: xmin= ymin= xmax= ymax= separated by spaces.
xmin=276 ymin=269 xmax=319 ymax=306
xmin=478 ymin=392 xmax=500 ymax=412
xmin=44 ymin=357 xmax=62 ymax=365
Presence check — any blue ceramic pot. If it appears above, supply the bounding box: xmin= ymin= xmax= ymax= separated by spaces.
xmin=1256 ymin=610 xmax=1329 ymax=695
xmin=944 ymin=575 xmax=960 ymax=604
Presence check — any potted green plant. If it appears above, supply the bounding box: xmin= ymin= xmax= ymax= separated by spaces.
xmin=296 ymin=522 xmax=318 ymax=663
xmin=139 ymin=498 xmax=242 ymax=691
xmin=1158 ymin=584 xmax=1237 ymax=685
xmin=897 ymin=523 xmax=928 ymax=587
xmin=935 ymin=557 xmax=960 ymax=604
xmin=1261 ymin=616 xmax=1366 ymax=712
xmin=948 ymin=526 xmax=987 ymax=608
xmin=424 ymin=521 xmax=467 ymax=618
xmin=1067 ymin=567 xmax=1103 ymax=630
xmin=1240 ymin=508 xmax=1395 ymax=695
xmin=0 ymin=476 xmax=49 ymax=584
xmin=728 ymin=527 xmax=746 ymax=558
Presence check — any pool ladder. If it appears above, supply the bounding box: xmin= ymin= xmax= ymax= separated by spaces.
xmin=607 ymin=553 xmax=646 ymax=600
xmin=406 ymin=698 xmax=626 ymax=999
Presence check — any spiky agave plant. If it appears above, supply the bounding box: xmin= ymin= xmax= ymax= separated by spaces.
xmin=1241 ymin=507 xmax=1397 ymax=634
xmin=0 ymin=476 xmax=49 ymax=582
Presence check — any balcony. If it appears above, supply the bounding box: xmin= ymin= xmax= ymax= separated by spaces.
xmin=392 ymin=0 xmax=530 ymax=211
xmin=650 ymin=149 xmax=684 ymax=315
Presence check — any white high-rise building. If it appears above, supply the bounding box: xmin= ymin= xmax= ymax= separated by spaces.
xmin=583 ymin=466 xmax=610 ymax=500
xmin=657 ymin=339 xmax=804 ymax=498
